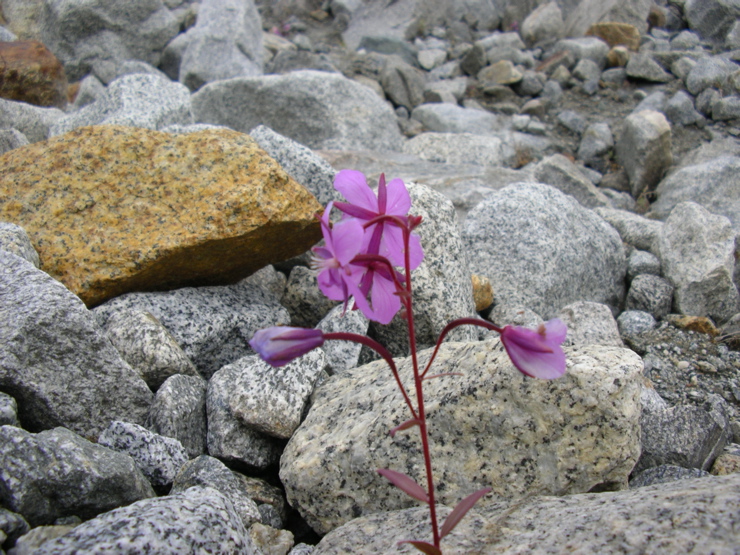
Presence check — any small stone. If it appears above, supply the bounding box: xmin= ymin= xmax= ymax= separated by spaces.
xmin=0 ymin=40 xmax=68 ymax=108
xmin=711 ymin=453 xmax=740 ymax=475
xmin=668 ymin=315 xmax=720 ymax=337
xmin=586 ymin=22 xmax=641 ymax=51
xmin=606 ymin=46 xmax=631 ymax=68
xmin=625 ymin=53 xmax=674 ymax=83
xmin=478 ymin=60 xmax=523 ymax=85
xmin=617 ymin=310 xmax=657 ymax=336
xmin=471 ymin=274 xmax=494 ymax=311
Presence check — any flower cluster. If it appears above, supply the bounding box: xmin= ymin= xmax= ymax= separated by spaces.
xmin=250 ymin=170 xmax=567 ymax=552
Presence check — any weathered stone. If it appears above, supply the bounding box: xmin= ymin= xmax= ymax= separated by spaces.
xmin=207 ymin=362 xmax=282 ymax=469
xmin=657 ymin=202 xmax=739 ymax=324
xmin=463 ymin=183 xmax=626 ymax=319
xmin=606 ymin=46 xmax=631 ymax=68
xmin=193 ymin=70 xmax=404 ymax=151
xmin=686 ymin=56 xmax=740 ymax=96
xmin=316 ymin=304 xmax=369 ymax=375
xmin=615 ymin=110 xmax=673 ymax=197
xmin=0 ymin=251 xmax=153 ymax=440
xmin=282 ymin=266 xmax=338 ymax=328
xmin=0 ymin=97 xmax=64 ymax=143
xmin=520 ymin=2 xmax=564 ymax=48
xmin=0 ymin=40 xmax=67 ymax=108
xmin=630 ymin=464 xmax=710 ymax=488
xmin=98 ymin=421 xmax=189 ymax=488
xmin=557 ymin=301 xmax=623 ymax=347
xmin=617 ymin=309 xmax=657 ymax=335
xmin=0 ymin=127 xmax=29 ymax=155
xmin=226 ymin=350 xmax=326 ymax=439
xmin=625 ymin=53 xmax=674 ymax=83
xmin=712 ymin=452 xmax=740 ymax=475
xmin=0 ymin=426 xmax=155 ymax=526
xmin=685 ymin=0 xmax=740 ymax=46
xmin=147 ymin=374 xmax=208 ymax=460
xmin=0 ymin=221 xmax=39 ymax=268
xmin=380 ymin=55 xmax=426 ymax=110
xmin=626 ymin=274 xmax=674 ymax=319
xmin=313 ymin=474 xmax=740 ymax=553
xmin=410 ymin=103 xmax=506 ymax=135
xmin=563 ymin=0 xmax=653 ymax=37
xmin=50 ymin=73 xmax=193 ymax=136
xmin=0 ymin=125 xmax=321 ymax=307
xmin=712 ymin=95 xmax=740 ymax=121
xmin=93 ymin=270 xmax=292 ymax=379
xmin=636 ymin=396 xmax=731 ymax=473
xmin=404 ymin=132 xmax=504 ymax=166
xmin=478 ymin=60 xmax=523 ymax=85
xmin=0 ymin=391 xmax=19 ymax=427
xmin=0 ymin=507 xmax=29 ymax=549
xmin=34 ymin=486 xmax=258 ymax=554
xmin=627 ymin=249 xmax=661 ymax=280
xmin=177 ymin=0 xmax=264 ymax=91
xmin=104 ymin=309 xmax=200 ymax=391
xmin=472 ymin=274 xmax=494 ymax=312
xmin=594 ymin=207 xmax=663 ymax=253
xmin=281 ymin=341 xmax=642 ymax=535
xmin=578 ymin=122 xmax=614 ymax=170
xmin=586 ymin=22 xmax=641 ymax=51
xmin=532 ymin=154 xmax=611 ymax=208
xmin=171 ymin=456 xmax=261 ymax=530
xmin=549 ymin=37 xmax=610 ymax=69
xmin=573 ymin=58 xmax=602 ymax=82
xmin=664 ymin=90 xmax=704 ymax=126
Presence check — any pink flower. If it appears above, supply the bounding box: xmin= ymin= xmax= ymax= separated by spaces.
xmin=249 ymin=327 xmax=324 ymax=367
xmin=311 ymin=202 xmax=365 ymax=306
xmin=500 ymin=319 xmax=567 ymax=379
xmin=333 ymin=170 xmax=423 ymax=270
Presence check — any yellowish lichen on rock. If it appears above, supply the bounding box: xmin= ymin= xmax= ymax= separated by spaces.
xmin=0 ymin=125 xmax=322 ymax=306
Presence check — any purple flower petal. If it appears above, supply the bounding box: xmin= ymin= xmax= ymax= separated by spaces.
xmin=500 ymin=319 xmax=567 ymax=379
xmin=334 ymin=169 xmax=377 ymax=212
xmin=250 ymin=327 xmax=324 ymax=367
xmin=385 ymin=177 xmax=411 ymax=215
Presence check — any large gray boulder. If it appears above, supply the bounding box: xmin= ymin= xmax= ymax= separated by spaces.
xmin=192 ymin=70 xmax=404 ymax=151
xmin=281 ymin=341 xmax=643 ymax=535
xmin=34 ymin=486 xmax=259 ymax=554
xmin=176 ymin=0 xmax=264 ymax=91
xmin=685 ymin=0 xmax=740 ymax=46
xmin=0 ymin=251 xmax=153 ymax=440
xmin=0 ymin=426 xmax=155 ymax=527
xmin=462 ymin=183 xmax=626 ymax=319
xmin=312 ymin=474 xmax=740 ymax=553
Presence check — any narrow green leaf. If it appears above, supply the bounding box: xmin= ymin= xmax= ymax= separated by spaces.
xmin=377 ymin=468 xmax=429 ymax=503
xmin=398 ymin=540 xmax=442 ymax=555
xmin=440 ymin=487 xmax=492 ymax=539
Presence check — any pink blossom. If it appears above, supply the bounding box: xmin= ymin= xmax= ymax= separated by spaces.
xmin=249 ymin=327 xmax=324 ymax=367
xmin=333 ymin=170 xmax=423 ymax=270
xmin=500 ymin=319 xmax=567 ymax=379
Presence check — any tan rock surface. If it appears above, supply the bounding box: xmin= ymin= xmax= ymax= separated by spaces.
xmin=586 ymin=22 xmax=641 ymax=51
xmin=0 ymin=125 xmax=322 ymax=306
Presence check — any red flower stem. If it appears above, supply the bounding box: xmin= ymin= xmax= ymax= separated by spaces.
xmin=420 ymin=318 xmax=504 ymax=380
xmin=401 ymin=225 xmax=440 ymax=549
xmin=322 ymin=331 xmax=418 ymax=420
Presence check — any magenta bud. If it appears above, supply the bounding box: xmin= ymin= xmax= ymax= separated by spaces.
xmin=249 ymin=327 xmax=324 ymax=367
xmin=500 ymin=319 xmax=567 ymax=380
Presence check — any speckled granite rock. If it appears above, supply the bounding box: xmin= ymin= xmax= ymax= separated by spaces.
xmin=98 ymin=421 xmax=189 ymax=488
xmin=372 ymin=182 xmax=478 ymax=357
xmin=0 ymin=251 xmax=152 ymax=439
xmin=249 ymin=523 xmax=294 ymax=555
xmin=104 ymin=309 xmax=201 ymax=390
xmin=0 ymin=222 xmax=39 ymax=268
xmin=50 ymin=74 xmax=193 ymax=136
xmin=207 ymin=361 xmax=282 ymax=469
xmin=657 ymin=202 xmax=739 ymax=324
xmin=463 ymin=183 xmax=626 ymax=319
xmin=226 ymin=350 xmax=326 ymax=439
xmin=0 ymin=125 xmax=321 ymax=307
xmin=0 ymin=507 xmax=29 ymax=549
xmin=33 ymin=486 xmax=259 ymax=555
xmin=630 ymin=464 xmax=710 ymax=488
xmin=146 ymin=374 xmax=208 ymax=460
xmin=313 ymin=474 xmax=740 ymax=553
xmin=594 ymin=207 xmax=663 ymax=253
xmin=0 ymin=97 xmax=64 ymax=143
xmin=282 ymin=266 xmax=339 ymax=328
xmin=316 ymin=304 xmax=369 ymax=375
xmin=557 ymin=301 xmax=623 ymax=347
xmin=94 ymin=276 xmax=291 ymax=378
xmin=171 ymin=456 xmax=261 ymax=530
xmin=281 ymin=341 xmax=642 ymax=535
xmin=0 ymin=426 xmax=155 ymax=527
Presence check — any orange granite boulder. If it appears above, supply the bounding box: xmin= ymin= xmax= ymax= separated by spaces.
xmin=0 ymin=125 xmax=322 ymax=306
xmin=0 ymin=40 xmax=68 ymax=108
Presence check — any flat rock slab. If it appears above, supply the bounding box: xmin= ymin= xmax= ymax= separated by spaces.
xmin=0 ymin=125 xmax=321 ymax=306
